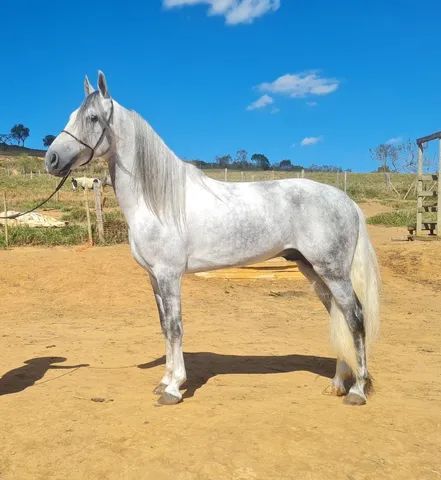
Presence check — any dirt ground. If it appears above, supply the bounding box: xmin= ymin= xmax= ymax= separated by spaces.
xmin=0 ymin=202 xmax=440 ymax=480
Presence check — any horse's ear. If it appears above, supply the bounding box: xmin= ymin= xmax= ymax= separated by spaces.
xmin=97 ymin=70 xmax=110 ymax=98
xmin=84 ymin=75 xmax=94 ymax=97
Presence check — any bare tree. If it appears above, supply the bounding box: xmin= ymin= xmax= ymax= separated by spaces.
xmin=370 ymin=144 xmax=399 ymax=174
xmin=370 ymin=140 xmax=417 ymax=173
xmin=370 ymin=139 xmax=418 ymax=197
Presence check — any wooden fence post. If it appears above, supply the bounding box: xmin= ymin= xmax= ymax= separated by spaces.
xmin=84 ymin=188 xmax=93 ymax=246
xmin=344 ymin=171 xmax=347 ymax=193
xmin=3 ymin=192 xmax=8 ymax=249
xmin=437 ymin=139 xmax=441 ymax=237
xmin=416 ymin=144 xmax=423 ymax=236
xmin=224 ymin=168 xmax=228 ymax=181
xmin=241 ymin=171 xmax=244 ymax=181
xmin=93 ymin=182 xmax=105 ymax=244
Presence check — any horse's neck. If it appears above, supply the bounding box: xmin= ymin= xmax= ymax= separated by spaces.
xmin=106 ymin=102 xmax=192 ymax=220
xmin=105 ymin=104 xmax=135 ymax=214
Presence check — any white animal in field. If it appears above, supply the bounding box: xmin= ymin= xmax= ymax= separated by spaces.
xmin=71 ymin=176 xmax=101 ymax=191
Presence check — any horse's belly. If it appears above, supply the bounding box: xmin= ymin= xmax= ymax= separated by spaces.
xmin=186 ymin=247 xmax=284 ymax=273
xmin=185 ymin=212 xmax=290 ymax=272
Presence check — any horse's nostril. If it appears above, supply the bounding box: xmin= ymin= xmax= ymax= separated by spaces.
xmin=50 ymin=152 xmax=59 ymax=168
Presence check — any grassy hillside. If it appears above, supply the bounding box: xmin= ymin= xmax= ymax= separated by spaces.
xmin=0 ymin=154 xmax=419 ymax=247
xmin=0 ymin=144 xmax=46 ymax=157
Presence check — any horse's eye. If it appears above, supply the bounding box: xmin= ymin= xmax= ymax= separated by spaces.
xmin=90 ymin=114 xmax=99 ymax=122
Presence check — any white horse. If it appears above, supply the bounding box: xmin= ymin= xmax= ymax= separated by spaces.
xmin=45 ymin=72 xmax=380 ymax=406
xmin=71 ymin=176 xmax=101 ymax=191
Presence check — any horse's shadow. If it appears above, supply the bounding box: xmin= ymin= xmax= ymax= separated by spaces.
xmin=0 ymin=357 xmax=89 ymax=396
xmin=138 ymin=352 xmax=335 ymax=399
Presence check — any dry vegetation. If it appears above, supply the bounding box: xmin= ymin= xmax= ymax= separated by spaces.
xmin=0 ymin=155 xmax=420 ymax=247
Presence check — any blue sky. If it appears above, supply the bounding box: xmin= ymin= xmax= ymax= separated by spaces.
xmin=1 ymin=0 xmax=441 ymax=171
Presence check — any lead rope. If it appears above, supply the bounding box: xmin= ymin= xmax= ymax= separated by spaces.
xmin=0 ymin=99 xmax=114 ymax=221
xmin=0 ymin=172 xmax=70 ymax=220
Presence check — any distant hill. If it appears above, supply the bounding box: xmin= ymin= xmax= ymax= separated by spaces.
xmin=0 ymin=144 xmax=46 ymax=157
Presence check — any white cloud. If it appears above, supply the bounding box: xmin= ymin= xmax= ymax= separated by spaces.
xmin=246 ymin=94 xmax=274 ymax=110
xmin=259 ymin=71 xmax=339 ymax=98
xmin=300 ymin=136 xmax=323 ymax=147
xmin=385 ymin=136 xmax=403 ymax=145
xmin=163 ymin=0 xmax=280 ymax=25
xmin=306 ymin=101 xmax=317 ymax=107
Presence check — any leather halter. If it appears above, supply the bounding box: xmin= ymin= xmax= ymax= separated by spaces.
xmin=62 ymin=98 xmax=114 ymax=168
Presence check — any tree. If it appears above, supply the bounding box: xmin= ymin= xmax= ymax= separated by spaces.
xmin=370 ymin=140 xmax=417 ymax=194
xmin=279 ymin=159 xmax=293 ymax=170
xmin=370 ymin=143 xmax=402 ymax=192
xmin=43 ymin=134 xmax=56 ymax=147
xmin=234 ymin=149 xmax=248 ymax=169
xmin=216 ymin=154 xmax=232 ymax=168
xmin=370 ymin=144 xmax=399 ymax=173
xmin=307 ymin=164 xmax=342 ymax=172
xmin=10 ymin=124 xmax=30 ymax=146
xmin=251 ymin=153 xmax=270 ymax=170
xmin=369 ymin=141 xmax=416 ymax=173
xmin=397 ymin=139 xmax=417 ymax=173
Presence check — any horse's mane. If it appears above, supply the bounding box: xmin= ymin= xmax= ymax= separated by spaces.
xmin=130 ymin=110 xmax=208 ymax=231
xmin=76 ymin=92 xmax=208 ymax=231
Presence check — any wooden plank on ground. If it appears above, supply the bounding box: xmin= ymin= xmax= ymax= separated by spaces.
xmin=194 ymin=258 xmax=303 ymax=280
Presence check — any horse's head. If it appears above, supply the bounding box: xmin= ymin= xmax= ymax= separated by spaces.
xmin=45 ymin=71 xmax=113 ymax=177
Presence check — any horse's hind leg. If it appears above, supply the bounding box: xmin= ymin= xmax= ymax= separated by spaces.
xmin=319 ymin=274 xmax=371 ymax=405
xmin=297 ymin=261 xmax=352 ymax=397
xmin=149 ymin=270 xmax=186 ymax=405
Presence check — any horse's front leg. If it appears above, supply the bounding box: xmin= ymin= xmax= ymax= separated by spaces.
xmin=150 ymin=274 xmax=173 ymax=394
xmin=150 ymin=270 xmax=186 ymax=405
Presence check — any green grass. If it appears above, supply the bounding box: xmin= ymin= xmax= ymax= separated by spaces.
xmin=367 ymin=210 xmax=415 ymax=227
xmin=102 ymin=218 xmax=128 ymax=244
xmin=0 ymin=225 xmax=89 ymax=248
xmin=61 ymin=206 xmax=93 ymax=222
xmin=0 ymin=220 xmax=128 ymax=248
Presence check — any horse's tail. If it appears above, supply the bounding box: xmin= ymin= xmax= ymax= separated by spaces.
xmin=330 ymin=205 xmax=380 ymax=374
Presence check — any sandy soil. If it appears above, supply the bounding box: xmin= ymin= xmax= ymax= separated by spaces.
xmin=0 ymin=205 xmax=440 ymax=480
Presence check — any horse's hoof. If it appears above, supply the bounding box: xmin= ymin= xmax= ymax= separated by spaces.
xmin=153 ymin=383 xmax=167 ymax=395
xmin=158 ymin=392 xmax=182 ymax=405
xmin=343 ymin=393 xmax=366 ymax=406
xmin=331 ymin=385 xmax=347 ymax=397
